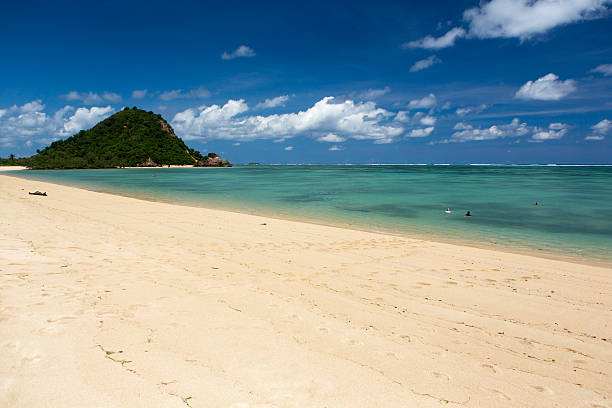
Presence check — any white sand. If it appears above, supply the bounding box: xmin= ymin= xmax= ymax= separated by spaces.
xmin=1 ymin=175 xmax=610 ymax=407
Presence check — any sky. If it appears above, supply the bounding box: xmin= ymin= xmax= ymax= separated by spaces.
xmin=1 ymin=0 xmax=611 ymax=164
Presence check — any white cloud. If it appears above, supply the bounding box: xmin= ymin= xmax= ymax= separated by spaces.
xmin=403 ymin=27 xmax=466 ymax=50
xmin=531 ymin=122 xmax=569 ymax=141
xmin=102 ymin=92 xmax=122 ymax=103
xmin=159 ymin=87 xmax=211 ymax=101
xmin=256 ymin=95 xmax=289 ymax=109
xmin=405 ymin=1 xmax=609 ymax=52
xmin=61 ymin=106 xmax=114 ymax=135
xmin=447 ymin=118 xmax=530 ymax=142
xmin=62 ymin=91 xmax=122 ymax=105
xmin=586 ymin=118 xmax=611 ymax=140
xmin=590 ymin=63 xmax=612 ymax=76
xmin=456 ymin=104 xmax=488 ymax=116
xmin=284 ymin=146 xmax=293 ymax=151
xmin=408 ymin=127 xmax=435 ymax=137
xmin=515 ymin=73 xmax=577 ymax=101
xmin=0 ymin=100 xmax=115 ymax=148
xmin=445 ymin=118 xmax=568 ymax=143
xmin=329 ymin=145 xmax=344 ymax=151
xmin=171 ymin=96 xmax=404 ymax=144
xmin=419 ymin=115 xmax=437 ymax=126
xmin=221 ymin=45 xmax=256 ymax=60
xmin=20 ymin=100 xmax=45 ymax=113
xmin=355 ymin=87 xmax=391 ymax=100
xmin=408 ymin=93 xmax=437 ymax=109
xmin=464 ymin=0 xmax=610 ymax=40
xmin=132 ymin=89 xmax=148 ymax=99
xmin=453 ymin=122 xmax=472 ymax=130
xmin=410 ymin=55 xmax=441 ymax=72
xmin=317 ymin=133 xmax=346 ymax=143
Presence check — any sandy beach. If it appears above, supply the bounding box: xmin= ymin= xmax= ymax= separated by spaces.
xmin=1 ymin=174 xmax=610 ymax=407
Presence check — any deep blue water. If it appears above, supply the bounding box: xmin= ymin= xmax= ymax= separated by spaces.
xmin=12 ymin=165 xmax=612 ymax=263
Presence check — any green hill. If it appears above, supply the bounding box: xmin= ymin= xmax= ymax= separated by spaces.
xmin=28 ymin=107 xmax=207 ymax=169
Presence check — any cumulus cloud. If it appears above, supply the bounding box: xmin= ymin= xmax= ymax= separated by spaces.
xmin=329 ymin=145 xmax=344 ymax=151
xmin=61 ymin=106 xmax=115 ymax=135
xmin=171 ymin=96 xmax=404 ymax=144
xmin=586 ymin=118 xmax=611 ymax=140
xmin=419 ymin=115 xmax=436 ymax=126
xmin=159 ymin=87 xmax=211 ymax=101
xmin=590 ymin=63 xmax=612 ymax=76
xmin=465 ymin=0 xmax=610 ymax=40
xmin=531 ymin=122 xmax=569 ymax=141
xmin=284 ymin=146 xmax=293 ymax=151
xmin=455 ymin=104 xmax=488 ymax=116
xmin=256 ymin=95 xmax=289 ymax=109
xmin=408 ymin=93 xmax=437 ymax=109
xmin=392 ymin=111 xmax=437 ymax=138
xmin=221 ymin=45 xmax=256 ymax=60
xmin=447 ymin=118 xmax=530 ymax=142
xmin=102 ymin=92 xmax=122 ymax=103
xmin=62 ymin=91 xmax=122 ymax=105
xmin=0 ymin=100 xmax=114 ymax=148
xmin=132 ymin=89 xmax=148 ymax=99
xmin=444 ymin=118 xmax=568 ymax=143
xmin=403 ymin=27 xmax=466 ymax=50
xmin=317 ymin=133 xmax=346 ymax=143
xmin=408 ymin=127 xmax=435 ymax=137
xmin=410 ymin=55 xmax=441 ymax=72
xmin=515 ymin=73 xmax=577 ymax=101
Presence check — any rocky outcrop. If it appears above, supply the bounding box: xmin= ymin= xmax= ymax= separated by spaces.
xmin=138 ymin=157 xmax=160 ymax=167
xmin=195 ymin=155 xmax=232 ymax=167
xmin=159 ymin=119 xmax=177 ymax=137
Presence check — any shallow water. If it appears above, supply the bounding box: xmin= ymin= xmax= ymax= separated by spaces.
xmin=12 ymin=165 xmax=612 ymax=263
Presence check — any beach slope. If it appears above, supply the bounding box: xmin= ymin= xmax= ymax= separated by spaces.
xmin=1 ymin=175 xmax=610 ymax=407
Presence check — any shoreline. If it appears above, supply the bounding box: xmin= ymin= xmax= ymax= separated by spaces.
xmin=4 ymin=172 xmax=610 ymax=268
xmin=1 ymin=174 xmax=611 ymax=407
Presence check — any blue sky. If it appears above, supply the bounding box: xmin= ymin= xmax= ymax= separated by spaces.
xmin=1 ymin=0 xmax=611 ymax=164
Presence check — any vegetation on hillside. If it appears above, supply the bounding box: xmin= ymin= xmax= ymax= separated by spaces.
xmin=26 ymin=107 xmax=207 ymax=169
xmin=0 ymin=155 xmax=30 ymax=166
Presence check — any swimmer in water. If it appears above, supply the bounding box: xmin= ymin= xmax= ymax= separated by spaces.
xmin=445 ymin=208 xmax=451 ymax=214
xmin=465 ymin=211 xmax=471 ymax=216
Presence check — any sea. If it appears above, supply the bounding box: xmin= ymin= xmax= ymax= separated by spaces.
xmin=11 ymin=165 xmax=612 ymax=264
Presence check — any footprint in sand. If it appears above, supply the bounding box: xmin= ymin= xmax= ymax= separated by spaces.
xmin=432 ymin=371 xmax=451 ymax=381
xmin=21 ymin=350 xmax=41 ymax=366
xmin=491 ymin=389 xmax=511 ymax=400
xmin=530 ymin=385 xmax=554 ymax=395
xmin=481 ymin=363 xmax=497 ymax=374
xmin=444 ymin=281 xmax=458 ymax=285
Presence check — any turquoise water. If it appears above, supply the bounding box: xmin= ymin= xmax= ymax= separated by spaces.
xmin=12 ymin=165 xmax=612 ymax=264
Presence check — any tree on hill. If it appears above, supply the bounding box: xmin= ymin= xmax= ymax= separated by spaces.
xmin=27 ymin=107 xmax=213 ymax=169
